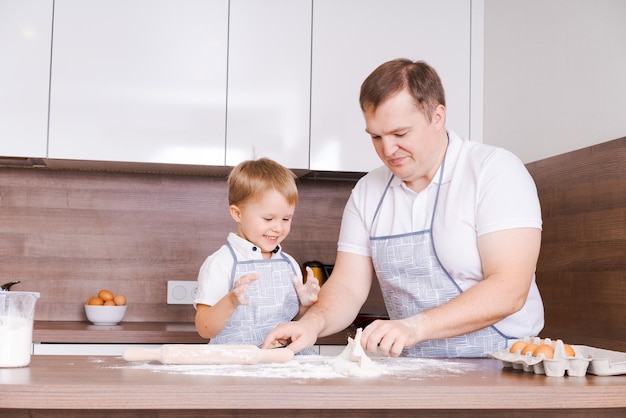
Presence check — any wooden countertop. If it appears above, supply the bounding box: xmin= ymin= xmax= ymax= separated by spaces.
xmin=33 ymin=321 xmax=350 ymax=345
xmin=33 ymin=321 xmax=208 ymax=344
xmin=1 ymin=355 xmax=625 ymax=417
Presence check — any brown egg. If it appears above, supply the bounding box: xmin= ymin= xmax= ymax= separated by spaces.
xmin=98 ymin=289 xmax=114 ymax=302
xmin=113 ymin=294 xmax=127 ymax=306
xmin=521 ymin=343 xmax=539 ymax=355
xmin=564 ymin=344 xmax=576 ymax=357
xmin=509 ymin=340 xmax=527 ymax=353
xmin=87 ymin=296 xmax=104 ymax=306
xmin=533 ymin=344 xmax=554 ymax=359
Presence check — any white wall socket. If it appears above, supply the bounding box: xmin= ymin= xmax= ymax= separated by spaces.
xmin=167 ymin=280 xmax=198 ymax=304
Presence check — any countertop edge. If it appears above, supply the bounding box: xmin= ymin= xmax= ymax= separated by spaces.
xmin=2 ymin=356 xmax=626 ymax=412
xmin=33 ymin=321 xmax=350 ymax=345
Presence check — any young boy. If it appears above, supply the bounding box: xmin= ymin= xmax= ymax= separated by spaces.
xmin=194 ymin=158 xmax=320 ymax=351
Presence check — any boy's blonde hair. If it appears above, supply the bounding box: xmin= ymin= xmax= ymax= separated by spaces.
xmin=228 ymin=158 xmax=298 ymax=206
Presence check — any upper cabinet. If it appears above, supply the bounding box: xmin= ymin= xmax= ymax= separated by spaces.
xmin=310 ymin=0 xmax=474 ymax=173
xmin=226 ymin=0 xmax=311 ymax=169
xmin=0 ymin=0 xmax=52 ymax=158
xmin=48 ymin=0 xmax=229 ymax=166
xmin=1 ymin=0 xmax=479 ymax=173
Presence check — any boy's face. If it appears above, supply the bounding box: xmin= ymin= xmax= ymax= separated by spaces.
xmin=229 ymin=189 xmax=295 ymax=256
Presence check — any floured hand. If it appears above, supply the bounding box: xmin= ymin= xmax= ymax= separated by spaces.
xmin=292 ymin=267 xmax=320 ymax=307
xmin=231 ymin=273 xmax=260 ymax=306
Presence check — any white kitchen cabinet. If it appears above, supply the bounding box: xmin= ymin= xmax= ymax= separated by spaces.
xmin=226 ymin=0 xmax=312 ymax=169
xmin=310 ymin=0 xmax=476 ymax=172
xmin=48 ymin=0 xmax=228 ymax=166
xmin=0 ymin=0 xmax=52 ymax=158
xmin=37 ymin=0 xmax=481 ymax=173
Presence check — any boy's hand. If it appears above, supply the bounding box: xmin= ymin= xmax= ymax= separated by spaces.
xmin=292 ymin=267 xmax=320 ymax=307
xmin=230 ymin=273 xmax=259 ymax=306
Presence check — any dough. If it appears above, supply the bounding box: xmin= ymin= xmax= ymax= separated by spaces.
xmin=329 ymin=328 xmax=384 ymax=377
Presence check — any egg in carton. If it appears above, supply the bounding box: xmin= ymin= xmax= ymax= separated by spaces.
xmin=489 ymin=336 xmax=590 ymax=377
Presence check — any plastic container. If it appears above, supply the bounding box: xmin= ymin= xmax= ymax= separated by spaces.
xmin=0 ymin=291 xmax=40 ymax=367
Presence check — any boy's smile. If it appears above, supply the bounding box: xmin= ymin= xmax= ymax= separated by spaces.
xmin=230 ymin=189 xmax=295 ymax=258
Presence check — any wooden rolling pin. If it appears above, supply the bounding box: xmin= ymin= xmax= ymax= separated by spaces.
xmin=122 ymin=344 xmax=294 ymax=365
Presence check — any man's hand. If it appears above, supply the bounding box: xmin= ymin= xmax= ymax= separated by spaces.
xmin=262 ymin=318 xmax=320 ymax=353
xmin=360 ymin=315 xmax=424 ymax=357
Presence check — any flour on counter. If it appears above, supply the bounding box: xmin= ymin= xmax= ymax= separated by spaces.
xmin=117 ymin=355 xmax=478 ymax=380
xmin=329 ymin=328 xmax=383 ymax=377
xmin=115 ymin=328 xmax=479 ymax=379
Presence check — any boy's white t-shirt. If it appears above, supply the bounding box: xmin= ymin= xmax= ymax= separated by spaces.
xmin=338 ymin=131 xmax=544 ymax=338
xmin=195 ymin=232 xmax=303 ymax=307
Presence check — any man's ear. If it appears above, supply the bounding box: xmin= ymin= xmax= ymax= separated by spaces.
xmin=229 ymin=204 xmax=242 ymax=222
xmin=433 ymin=104 xmax=446 ymax=129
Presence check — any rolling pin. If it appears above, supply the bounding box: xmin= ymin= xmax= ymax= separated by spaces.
xmin=122 ymin=344 xmax=294 ymax=365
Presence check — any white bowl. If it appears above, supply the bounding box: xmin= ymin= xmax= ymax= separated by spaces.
xmin=84 ymin=304 xmax=127 ymax=325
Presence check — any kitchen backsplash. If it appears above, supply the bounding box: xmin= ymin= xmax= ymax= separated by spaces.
xmin=2 ymin=136 xmax=624 ymax=353
xmin=0 ymin=165 xmax=387 ymax=323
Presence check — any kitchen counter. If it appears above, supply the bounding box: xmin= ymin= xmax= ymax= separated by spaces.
xmin=33 ymin=321 xmax=350 ymax=345
xmin=1 ymin=355 xmax=625 ymax=417
xmin=33 ymin=321 xmax=207 ymax=344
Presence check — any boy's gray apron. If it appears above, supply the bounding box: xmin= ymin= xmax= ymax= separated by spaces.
xmin=211 ymin=245 xmax=316 ymax=355
xmin=369 ymin=152 xmax=508 ymax=357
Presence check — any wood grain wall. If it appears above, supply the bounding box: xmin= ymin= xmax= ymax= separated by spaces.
xmin=526 ymin=137 xmax=626 ymax=351
xmin=3 ymin=137 xmax=624 ymax=352
xmin=0 ymin=166 xmax=391 ymax=323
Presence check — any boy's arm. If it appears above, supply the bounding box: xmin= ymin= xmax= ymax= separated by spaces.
xmin=194 ymin=273 xmax=259 ymax=339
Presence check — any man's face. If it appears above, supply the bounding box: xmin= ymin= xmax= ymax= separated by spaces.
xmin=364 ymin=89 xmax=446 ymax=191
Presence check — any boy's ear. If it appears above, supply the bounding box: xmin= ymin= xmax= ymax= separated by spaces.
xmin=229 ymin=204 xmax=242 ymax=222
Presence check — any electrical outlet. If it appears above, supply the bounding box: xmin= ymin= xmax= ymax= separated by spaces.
xmin=167 ymin=280 xmax=198 ymax=304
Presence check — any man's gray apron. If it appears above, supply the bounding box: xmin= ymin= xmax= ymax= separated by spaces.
xmin=211 ymin=243 xmax=316 ymax=354
xmin=369 ymin=153 xmax=508 ymax=357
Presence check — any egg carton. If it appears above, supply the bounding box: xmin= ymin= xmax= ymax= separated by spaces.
xmin=579 ymin=346 xmax=626 ymax=376
xmin=490 ymin=337 xmax=626 ymax=377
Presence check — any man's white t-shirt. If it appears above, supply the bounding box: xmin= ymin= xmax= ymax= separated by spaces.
xmin=338 ymin=131 xmax=544 ymax=338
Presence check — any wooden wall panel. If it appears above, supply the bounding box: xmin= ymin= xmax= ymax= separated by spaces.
xmin=526 ymin=137 xmax=626 ymax=351
xmin=4 ymin=137 xmax=622 ymax=351
xmin=0 ymin=166 xmax=392 ymax=323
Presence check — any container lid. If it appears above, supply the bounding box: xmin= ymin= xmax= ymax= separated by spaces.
xmin=0 ymin=291 xmax=40 ymax=298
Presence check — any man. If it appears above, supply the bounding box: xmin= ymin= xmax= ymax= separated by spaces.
xmin=264 ymin=59 xmax=544 ymax=357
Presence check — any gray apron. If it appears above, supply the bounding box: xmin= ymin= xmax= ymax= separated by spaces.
xmin=369 ymin=153 xmax=508 ymax=357
xmin=211 ymin=243 xmax=316 ymax=354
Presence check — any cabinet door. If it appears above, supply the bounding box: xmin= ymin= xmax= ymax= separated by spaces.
xmin=48 ymin=0 xmax=228 ymax=166
xmin=0 ymin=0 xmax=52 ymax=158
xmin=311 ymin=0 xmax=472 ymax=172
xmin=226 ymin=0 xmax=312 ymax=169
